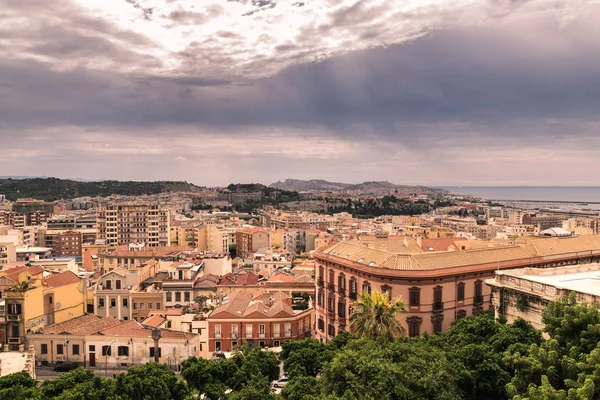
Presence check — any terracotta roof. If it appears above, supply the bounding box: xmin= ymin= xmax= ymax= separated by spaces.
xmin=140 ymin=315 xmax=168 ymax=328
xmin=267 ymin=272 xmax=294 ymax=283
xmin=420 ymin=238 xmax=467 ymax=252
xmin=45 ymin=271 xmax=81 ymax=288
xmin=210 ymin=290 xmax=297 ymax=319
xmin=40 ymin=314 xmax=121 ymax=335
xmin=319 ymin=235 xmax=600 ymax=271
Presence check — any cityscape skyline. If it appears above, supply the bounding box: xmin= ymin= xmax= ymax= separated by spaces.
xmin=2 ymin=0 xmax=600 ymax=185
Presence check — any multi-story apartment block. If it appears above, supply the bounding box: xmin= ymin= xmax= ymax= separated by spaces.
xmin=97 ymin=203 xmax=170 ymax=247
xmin=236 ymin=228 xmax=270 ymax=259
xmin=44 ymin=230 xmax=83 ymax=257
xmin=207 ymin=291 xmax=312 ymax=354
xmin=46 ymin=213 xmax=97 ymax=244
xmin=314 ymin=234 xmax=600 ymax=342
xmin=163 ymin=260 xmax=203 ymax=308
xmin=0 ymin=242 xmax=16 ymax=268
xmin=522 ymin=213 xmax=570 ymax=231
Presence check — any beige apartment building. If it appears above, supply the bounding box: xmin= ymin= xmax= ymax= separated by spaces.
xmin=236 ymin=228 xmax=270 ymax=259
xmin=314 ymin=234 xmax=600 ymax=341
xmin=97 ymin=203 xmax=170 ymax=247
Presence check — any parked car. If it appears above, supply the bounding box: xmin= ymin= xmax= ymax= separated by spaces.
xmin=54 ymin=362 xmax=78 ymax=372
xmin=272 ymin=376 xmax=289 ymax=389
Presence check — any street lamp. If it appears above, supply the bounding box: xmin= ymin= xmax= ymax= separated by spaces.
xmin=151 ymin=328 xmax=161 ymax=363
xmin=105 ymin=338 xmax=117 ymax=377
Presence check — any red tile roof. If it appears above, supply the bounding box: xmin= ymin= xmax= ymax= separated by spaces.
xmin=141 ymin=315 xmax=168 ymax=328
xmin=45 ymin=271 xmax=81 ymax=288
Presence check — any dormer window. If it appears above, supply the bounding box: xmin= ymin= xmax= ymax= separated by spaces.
xmin=357 ymin=258 xmax=364 ymax=263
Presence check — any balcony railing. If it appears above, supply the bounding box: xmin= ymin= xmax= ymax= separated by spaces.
xmin=317 ymin=279 xmax=324 ymax=288
xmin=338 ymin=287 xmax=346 ymax=296
xmin=8 ymin=337 xmax=22 ymax=344
xmin=474 ymin=295 xmax=484 ymax=304
xmin=7 ymin=314 xmax=21 ymax=321
xmin=433 ymin=302 xmax=444 ymax=311
xmin=328 ymin=283 xmax=335 ymax=291
xmin=349 ymin=292 xmax=357 ymax=301
xmin=328 ymin=311 xmax=336 ymax=320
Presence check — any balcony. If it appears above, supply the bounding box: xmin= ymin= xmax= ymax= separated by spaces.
xmin=328 ymin=311 xmax=336 ymax=321
xmin=338 ymin=287 xmax=346 ymax=296
xmin=8 ymin=337 xmax=23 ymax=345
xmin=433 ymin=302 xmax=444 ymax=311
xmin=215 ymin=333 xmax=221 ymax=339
xmin=474 ymin=295 xmax=484 ymax=304
xmin=259 ymin=333 xmax=266 ymax=339
xmin=317 ymin=279 xmax=324 ymax=288
xmin=328 ymin=283 xmax=335 ymax=291
xmin=7 ymin=314 xmax=21 ymax=321
xmin=349 ymin=292 xmax=357 ymax=301
xmin=273 ymin=332 xmax=280 ymax=339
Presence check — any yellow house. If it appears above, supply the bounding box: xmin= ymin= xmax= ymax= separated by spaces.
xmin=2 ymin=267 xmax=86 ymax=349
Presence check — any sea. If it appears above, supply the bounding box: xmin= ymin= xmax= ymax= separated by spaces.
xmin=438 ymin=187 xmax=600 ymax=211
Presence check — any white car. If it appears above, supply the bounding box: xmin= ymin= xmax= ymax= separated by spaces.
xmin=272 ymin=376 xmax=289 ymax=389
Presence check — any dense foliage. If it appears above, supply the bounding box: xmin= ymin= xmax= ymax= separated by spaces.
xmin=5 ymin=295 xmax=600 ymax=399
xmin=0 ymin=178 xmax=200 ymax=201
xmin=325 ymin=196 xmax=431 ymax=218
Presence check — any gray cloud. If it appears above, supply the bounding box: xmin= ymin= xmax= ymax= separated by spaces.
xmin=1 ymin=0 xmax=600 ymax=184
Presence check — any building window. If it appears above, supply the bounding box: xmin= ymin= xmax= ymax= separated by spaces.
xmin=57 ymin=344 xmax=64 ymax=355
xmin=166 ymin=292 xmax=172 ymax=302
xmin=432 ymin=313 xmax=444 ymax=334
xmin=41 ymin=344 xmax=48 ymax=354
xmin=433 ymin=286 xmax=443 ymax=311
xmin=328 ymin=324 xmax=335 ymax=337
xmin=89 ymin=345 xmax=95 ymax=352
xmin=407 ymin=317 xmax=422 ymax=338
xmin=122 ymin=298 xmax=128 ymax=307
xmin=457 ymin=282 xmax=465 ymax=302
xmin=184 ymin=292 xmax=190 ymax=302
xmin=133 ymin=302 xmax=137 ymax=310
xmin=409 ymin=287 xmax=420 ymax=307
xmin=362 ymin=281 xmax=371 ymax=295
xmin=118 ymin=346 xmax=129 ymax=357
xmin=116 ymin=280 xmax=122 ymax=290
xmin=99 ymin=298 xmax=105 ymax=307
xmin=215 ymin=324 xmax=221 ymax=338
xmin=215 ymin=342 xmax=221 ymax=352
xmin=338 ymin=301 xmax=346 ymax=318
xmin=72 ymin=344 xmax=80 ymax=355
xmin=139 ymin=303 xmax=144 ymax=310
xmin=273 ymin=324 xmax=280 ymax=337
xmin=317 ymin=290 xmax=324 ymax=307
xmin=318 ymin=318 xmax=325 ymax=332
xmin=259 ymin=341 xmax=265 ymax=347
xmin=8 ymin=303 xmax=22 ymax=315
xmin=149 ymin=347 xmax=162 ymax=357
xmin=381 ymin=285 xmax=392 ymax=301
xmin=299 ymin=319 xmax=304 ymax=333
xmin=148 ymin=302 xmax=152 ymax=310
xmin=349 ymin=278 xmax=357 ymax=298
xmin=156 ymin=303 xmax=161 ymax=309
xmin=285 ymin=323 xmax=292 ymax=337
xmin=110 ymin=299 xmax=116 ymax=308
xmin=48 ymin=296 xmax=53 ymax=304
xmin=175 ymin=292 xmax=181 ymax=302
xmin=246 ymin=324 xmax=253 ymax=338
xmin=102 ymin=345 xmax=111 ymax=356
xmin=474 ymin=280 xmax=483 ymax=303
xmin=105 ymin=280 xmax=112 ymax=289
xmin=259 ymin=324 xmax=265 ymax=335
xmin=232 ymin=324 xmax=239 ymax=338
xmin=328 ymin=295 xmax=335 ymax=312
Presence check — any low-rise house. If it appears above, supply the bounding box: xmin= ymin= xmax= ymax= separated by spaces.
xmin=207 ymin=291 xmax=312 ymax=354
xmin=28 ymin=314 xmax=202 ymax=369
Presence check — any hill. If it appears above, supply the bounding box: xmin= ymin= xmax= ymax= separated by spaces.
xmin=269 ymin=179 xmax=351 ymax=191
xmin=0 ymin=178 xmax=201 ymax=201
xmin=269 ymin=179 xmax=448 ymax=196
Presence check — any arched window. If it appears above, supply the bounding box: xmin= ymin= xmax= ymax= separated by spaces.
xmin=431 ymin=312 xmax=444 ymax=334
xmin=338 ymin=274 xmax=346 ymax=295
xmin=457 ymin=282 xmax=465 ymax=302
xmin=362 ymin=281 xmax=371 ymax=295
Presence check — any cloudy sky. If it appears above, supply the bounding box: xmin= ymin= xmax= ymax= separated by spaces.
xmin=1 ymin=0 xmax=599 ymax=186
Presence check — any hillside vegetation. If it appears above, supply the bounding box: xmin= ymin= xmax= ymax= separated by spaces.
xmin=0 ymin=178 xmax=201 ymax=201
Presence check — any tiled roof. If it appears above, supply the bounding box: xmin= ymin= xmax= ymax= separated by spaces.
xmin=45 ymin=271 xmax=81 ymax=288
xmin=140 ymin=315 xmax=168 ymax=328
xmin=40 ymin=314 xmax=121 ymax=335
xmin=320 ymin=235 xmax=600 ymax=271
xmin=210 ymin=290 xmax=296 ymax=319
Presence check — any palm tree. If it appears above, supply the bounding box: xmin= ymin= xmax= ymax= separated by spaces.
xmin=349 ymin=288 xmax=407 ymax=342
